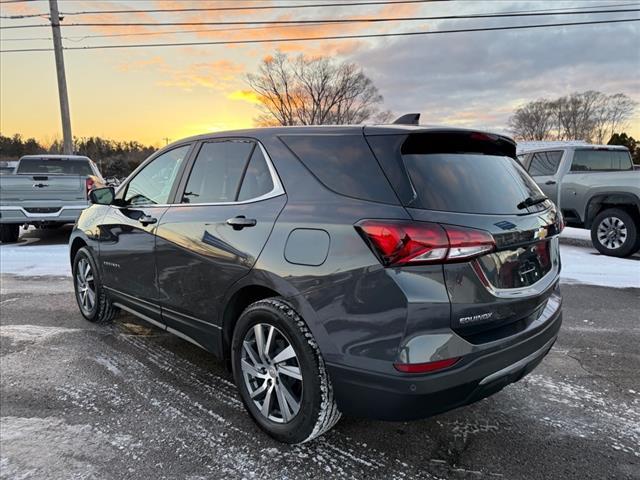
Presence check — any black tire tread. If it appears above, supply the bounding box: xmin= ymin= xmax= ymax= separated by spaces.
xmin=239 ymin=297 xmax=341 ymax=443
xmin=74 ymin=247 xmax=119 ymax=324
xmin=0 ymin=224 xmax=20 ymax=243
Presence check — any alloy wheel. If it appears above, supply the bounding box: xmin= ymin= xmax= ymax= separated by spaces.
xmin=75 ymin=257 xmax=96 ymax=314
xmin=597 ymin=216 xmax=627 ymax=250
xmin=240 ymin=323 xmax=303 ymax=423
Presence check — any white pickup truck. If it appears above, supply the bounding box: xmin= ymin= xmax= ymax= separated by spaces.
xmin=0 ymin=155 xmax=104 ymax=243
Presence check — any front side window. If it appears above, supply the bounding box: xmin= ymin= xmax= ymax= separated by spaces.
xmin=124 ymin=145 xmax=190 ymax=206
xmin=528 ymin=151 xmax=562 ymax=176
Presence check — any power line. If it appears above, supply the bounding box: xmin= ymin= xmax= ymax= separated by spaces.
xmin=4 ymin=4 xmax=639 ymax=42
xmin=1 ymin=22 xmax=349 ymax=42
xmin=2 ymin=8 xmax=639 ymax=29
xmin=2 ymin=1 xmax=637 ymax=19
xmin=0 ymin=0 xmax=444 ymax=18
xmin=2 ymin=17 xmax=638 ymax=53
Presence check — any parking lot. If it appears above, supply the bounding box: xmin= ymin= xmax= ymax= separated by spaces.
xmin=1 ymin=227 xmax=639 ymax=479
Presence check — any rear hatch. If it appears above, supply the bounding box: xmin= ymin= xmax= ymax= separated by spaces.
xmin=366 ymin=128 xmax=563 ymax=343
xmin=0 ymin=158 xmax=92 ymax=205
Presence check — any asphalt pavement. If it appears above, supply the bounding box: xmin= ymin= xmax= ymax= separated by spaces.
xmin=0 ymin=231 xmax=638 ymax=479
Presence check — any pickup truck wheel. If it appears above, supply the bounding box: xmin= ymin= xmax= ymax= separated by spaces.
xmin=0 ymin=224 xmax=20 ymax=243
xmin=73 ymin=247 xmax=118 ymax=323
xmin=591 ymin=208 xmax=638 ymax=258
xmin=231 ymin=298 xmax=341 ymax=444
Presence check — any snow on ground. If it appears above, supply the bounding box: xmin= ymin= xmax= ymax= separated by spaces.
xmin=560 ymin=244 xmax=639 ymax=289
xmin=1 ymin=239 xmax=638 ymax=288
xmin=0 ymin=244 xmax=70 ymax=277
xmin=561 ymin=226 xmax=592 ymax=242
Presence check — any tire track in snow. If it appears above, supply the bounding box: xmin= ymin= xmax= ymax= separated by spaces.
xmin=509 ymin=374 xmax=640 ymax=457
xmin=119 ymin=334 xmax=413 ymax=479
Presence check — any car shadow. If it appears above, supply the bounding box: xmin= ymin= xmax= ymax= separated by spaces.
xmin=16 ymin=225 xmax=73 ymax=247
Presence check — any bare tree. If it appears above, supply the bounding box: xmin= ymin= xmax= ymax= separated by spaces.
xmin=510 ymin=91 xmax=637 ymax=142
xmin=246 ymin=51 xmax=389 ymax=126
xmin=508 ymin=99 xmax=555 ymax=140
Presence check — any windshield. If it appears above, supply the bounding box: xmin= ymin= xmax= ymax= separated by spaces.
xmin=402 ymin=153 xmax=544 ymax=215
xmin=17 ymin=158 xmax=93 ymax=175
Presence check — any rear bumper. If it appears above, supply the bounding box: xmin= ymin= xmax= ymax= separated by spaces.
xmin=326 ymin=306 xmax=562 ymax=421
xmin=0 ymin=205 xmax=87 ymax=224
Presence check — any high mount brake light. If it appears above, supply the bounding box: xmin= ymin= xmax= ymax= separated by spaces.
xmin=355 ymin=220 xmax=495 ymax=267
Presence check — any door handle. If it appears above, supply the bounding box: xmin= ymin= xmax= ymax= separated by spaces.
xmin=545 ymin=180 xmax=556 ymax=185
xmin=138 ymin=214 xmax=157 ymax=226
xmin=226 ymin=216 xmax=257 ymax=230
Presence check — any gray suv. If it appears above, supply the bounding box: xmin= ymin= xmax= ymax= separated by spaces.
xmin=69 ymin=125 xmax=563 ymax=444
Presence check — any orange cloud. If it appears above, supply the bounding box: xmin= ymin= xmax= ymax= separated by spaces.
xmin=228 ymin=89 xmax=261 ymax=105
xmin=117 ymin=56 xmax=166 ymax=72
xmin=158 ymin=59 xmax=245 ymax=90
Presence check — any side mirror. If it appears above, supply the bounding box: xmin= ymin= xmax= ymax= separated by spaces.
xmin=89 ymin=186 xmax=115 ymax=205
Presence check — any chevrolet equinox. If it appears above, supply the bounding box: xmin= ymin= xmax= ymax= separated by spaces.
xmin=70 ymin=124 xmax=563 ymax=444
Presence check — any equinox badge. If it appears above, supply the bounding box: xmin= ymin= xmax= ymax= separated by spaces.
xmin=459 ymin=312 xmax=494 ymax=325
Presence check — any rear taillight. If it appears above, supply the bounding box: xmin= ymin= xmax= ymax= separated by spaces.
xmin=85 ymin=177 xmax=95 ymax=198
xmin=394 ymin=357 xmax=460 ymax=374
xmin=355 ymin=220 xmax=495 ymax=267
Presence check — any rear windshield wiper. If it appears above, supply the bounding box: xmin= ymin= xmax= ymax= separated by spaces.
xmin=517 ymin=195 xmax=548 ymax=210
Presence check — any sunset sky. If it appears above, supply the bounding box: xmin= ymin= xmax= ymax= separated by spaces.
xmin=1 ymin=0 xmax=639 ymax=147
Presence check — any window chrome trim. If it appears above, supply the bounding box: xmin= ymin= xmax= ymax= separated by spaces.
xmin=170 ymin=140 xmax=285 ymax=207
xmin=113 ymin=141 xmax=285 ymax=209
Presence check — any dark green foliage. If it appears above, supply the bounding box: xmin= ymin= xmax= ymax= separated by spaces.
xmin=608 ymin=132 xmax=639 ymax=165
xmin=0 ymin=134 xmax=156 ymax=178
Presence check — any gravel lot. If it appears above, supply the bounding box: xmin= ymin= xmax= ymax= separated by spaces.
xmin=1 ymin=229 xmax=639 ymax=479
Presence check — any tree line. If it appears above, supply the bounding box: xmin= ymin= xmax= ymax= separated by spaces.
xmin=508 ymin=91 xmax=636 ymax=144
xmin=0 ymin=134 xmax=156 ymax=178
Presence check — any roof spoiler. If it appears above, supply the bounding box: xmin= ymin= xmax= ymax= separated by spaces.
xmin=392 ymin=113 xmax=420 ymax=125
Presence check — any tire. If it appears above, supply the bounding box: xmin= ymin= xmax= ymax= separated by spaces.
xmin=72 ymin=247 xmax=118 ymax=323
xmin=590 ymin=208 xmax=638 ymax=258
xmin=231 ymin=298 xmax=341 ymax=444
xmin=0 ymin=224 xmax=20 ymax=243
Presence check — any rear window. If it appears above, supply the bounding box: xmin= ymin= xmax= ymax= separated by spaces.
xmin=570 ymin=149 xmax=633 ymax=171
xmin=368 ymin=132 xmax=544 ymax=215
xmin=280 ymin=134 xmax=398 ymax=204
xmin=17 ymin=158 xmax=93 ymax=175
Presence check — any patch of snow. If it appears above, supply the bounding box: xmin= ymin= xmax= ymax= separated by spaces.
xmin=560 ymin=245 xmax=640 ymax=288
xmin=561 ymin=227 xmax=592 ymax=242
xmin=95 ymin=355 xmax=122 ymax=376
xmin=0 ymin=243 xmax=70 ymax=277
xmin=0 ymin=324 xmax=79 ymax=343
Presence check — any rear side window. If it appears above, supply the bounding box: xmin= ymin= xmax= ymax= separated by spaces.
xmin=570 ymin=149 xmax=633 ymax=171
xmin=182 ymin=140 xmax=254 ymax=203
xmin=528 ymin=151 xmax=562 ymax=176
xmin=17 ymin=158 xmax=93 ymax=175
xmin=238 ymin=147 xmax=274 ymax=201
xmin=368 ymin=133 xmax=543 ymax=215
xmin=280 ymin=134 xmax=398 ymax=204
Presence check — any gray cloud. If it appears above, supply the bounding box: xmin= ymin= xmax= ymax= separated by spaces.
xmin=348 ymin=8 xmax=640 ymax=133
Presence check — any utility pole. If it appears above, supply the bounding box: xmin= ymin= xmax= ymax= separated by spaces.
xmin=49 ymin=0 xmax=73 ymax=154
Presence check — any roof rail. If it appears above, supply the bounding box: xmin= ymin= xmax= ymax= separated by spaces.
xmin=392 ymin=113 xmax=420 ymax=125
